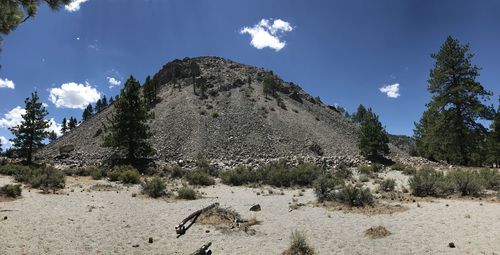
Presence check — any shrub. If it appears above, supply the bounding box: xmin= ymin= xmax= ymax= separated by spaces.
xmin=380 ymin=178 xmax=396 ymax=192
xmin=359 ymin=175 xmax=370 ymax=182
xmin=391 ymin=162 xmax=406 ymax=171
xmin=141 ymin=177 xmax=166 ymax=198
xmin=334 ymin=163 xmax=352 ymax=179
xmin=283 ymin=230 xmax=315 ymax=255
xmin=358 ymin=164 xmax=383 ymax=175
xmin=0 ymin=164 xmax=30 ymax=176
xmin=448 ymin=169 xmax=483 ymax=196
xmin=402 ymin=166 xmax=417 ymax=176
xmin=264 ymin=162 xmax=320 ymax=187
xmin=220 ymin=165 xmax=261 ymax=186
xmin=334 ymin=184 xmax=374 ymax=207
xmin=478 ymin=169 xmax=500 ymax=191
xmin=195 ymin=153 xmax=217 ymax=176
xmin=27 ymin=166 xmax=65 ymax=192
xmin=211 ymin=112 xmax=219 ymax=118
xmin=313 ymin=174 xmax=343 ymax=202
xmin=169 ymin=165 xmax=187 ymax=179
xmin=177 ymin=186 xmax=197 ymax=200
xmin=108 ymin=165 xmax=140 ymax=184
xmin=185 ymin=170 xmax=215 ymax=186
xmin=409 ymin=167 xmax=451 ymax=197
xmin=0 ymin=184 xmax=22 ymax=198
xmin=89 ymin=167 xmax=104 ymax=180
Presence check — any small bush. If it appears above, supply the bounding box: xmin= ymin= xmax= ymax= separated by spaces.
xmin=195 ymin=153 xmax=218 ymax=176
xmin=89 ymin=167 xmax=104 ymax=180
xmin=21 ymin=166 xmax=65 ymax=192
xmin=0 ymin=184 xmax=22 ymax=198
xmin=266 ymin=162 xmax=320 ymax=187
xmin=170 ymin=165 xmax=187 ymax=179
xmin=391 ymin=162 xmax=406 ymax=171
xmin=334 ymin=163 xmax=352 ymax=179
xmin=313 ymin=174 xmax=344 ymax=202
xmin=211 ymin=112 xmax=219 ymax=118
xmin=283 ymin=230 xmax=315 ymax=255
xmin=334 ymin=184 xmax=374 ymax=207
xmin=108 ymin=165 xmax=140 ymax=184
xmin=177 ymin=186 xmax=197 ymax=200
xmin=402 ymin=166 xmax=417 ymax=175
xmin=220 ymin=165 xmax=261 ymax=186
xmin=359 ymin=175 xmax=370 ymax=182
xmin=185 ymin=170 xmax=215 ymax=186
xmin=409 ymin=167 xmax=451 ymax=197
xmin=141 ymin=177 xmax=166 ymax=198
xmin=478 ymin=169 xmax=500 ymax=191
xmin=380 ymin=178 xmax=396 ymax=192
xmin=449 ymin=169 xmax=483 ymax=196
xmin=358 ymin=164 xmax=383 ymax=175
xmin=0 ymin=164 xmax=31 ymax=176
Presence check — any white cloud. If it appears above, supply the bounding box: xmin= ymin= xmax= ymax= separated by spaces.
xmin=65 ymin=0 xmax=89 ymax=12
xmin=240 ymin=18 xmax=293 ymax=51
xmin=0 ymin=106 xmax=26 ymax=128
xmin=49 ymin=82 xmax=101 ymax=109
xmin=0 ymin=78 xmax=15 ymax=89
xmin=46 ymin=118 xmax=62 ymax=137
xmin=0 ymin=136 xmax=12 ymax=148
xmin=107 ymin=77 xmax=121 ymax=88
xmin=379 ymin=83 xmax=400 ymax=98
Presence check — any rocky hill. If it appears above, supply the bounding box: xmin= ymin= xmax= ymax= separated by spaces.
xmin=36 ymin=56 xmax=408 ymax=167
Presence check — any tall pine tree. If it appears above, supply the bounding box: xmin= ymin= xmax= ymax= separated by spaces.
xmin=358 ymin=108 xmax=390 ymax=159
xmin=487 ymin=98 xmax=500 ymax=166
xmin=414 ymin=36 xmax=494 ymax=165
xmin=352 ymin=104 xmax=368 ymax=123
xmin=9 ymin=92 xmax=49 ymax=164
xmin=103 ymin=76 xmax=154 ymax=161
xmin=82 ymin=103 xmax=94 ymax=121
xmin=61 ymin=117 xmax=68 ymax=134
xmin=68 ymin=117 xmax=77 ymax=130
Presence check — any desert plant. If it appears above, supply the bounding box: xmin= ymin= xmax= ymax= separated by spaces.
xmin=265 ymin=162 xmax=320 ymax=187
xmin=195 ymin=153 xmax=217 ymax=176
xmin=141 ymin=177 xmax=166 ymax=198
xmin=478 ymin=168 xmax=500 ymax=191
xmin=89 ymin=167 xmax=104 ymax=180
xmin=108 ymin=165 xmax=140 ymax=184
xmin=409 ymin=167 xmax=451 ymax=197
xmin=177 ymin=186 xmax=197 ymax=200
xmin=283 ymin=230 xmax=315 ymax=255
xmin=185 ymin=170 xmax=215 ymax=186
xmin=27 ymin=166 xmax=65 ymax=192
xmin=0 ymin=164 xmax=31 ymax=176
xmin=391 ymin=162 xmax=406 ymax=171
xmin=448 ymin=169 xmax=483 ymax=196
xmin=358 ymin=164 xmax=383 ymax=176
xmin=168 ymin=165 xmax=187 ymax=179
xmin=220 ymin=165 xmax=261 ymax=186
xmin=0 ymin=184 xmax=22 ymax=198
xmin=334 ymin=184 xmax=374 ymax=207
xmin=313 ymin=173 xmax=343 ymax=202
xmin=334 ymin=163 xmax=352 ymax=179
xmin=402 ymin=166 xmax=417 ymax=175
xmin=380 ymin=178 xmax=396 ymax=192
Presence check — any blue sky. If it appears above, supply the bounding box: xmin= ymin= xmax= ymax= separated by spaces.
xmin=1 ymin=0 xmax=500 ymax=147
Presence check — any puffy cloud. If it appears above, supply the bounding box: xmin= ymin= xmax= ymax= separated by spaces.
xmin=49 ymin=82 xmax=101 ymax=109
xmin=46 ymin=118 xmax=62 ymax=137
xmin=240 ymin=18 xmax=293 ymax=51
xmin=107 ymin=77 xmax=121 ymax=88
xmin=0 ymin=136 xmax=12 ymax=148
xmin=65 ymin=0 xmax=89 ymax=12
xmin=0 ymin=78 xmax=15 ymax=89
xmin=379 ymin=83 xmax=400 ymax=98
xmin=0 ymin=106 xmax=26 ymax=128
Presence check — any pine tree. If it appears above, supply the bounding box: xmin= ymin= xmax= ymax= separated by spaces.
xmin=352 ymin=104 xmax=368 ymax=123
xmin=143 ymin=76 xmax=157 ymax=106
xmin=95 ymin=99 xmax=103 ymax=113
xmin=414 ymin=36 xmax=494 ymax=165
xmin=102 ymin=95 xmax=108 ymax=108
xmin=82 ymin=103 xmax=94 ymax=121
xmin=61 ymin=118 xmax=68 ymax=134
xmin=263 ymin=75 xmax=278 ymax=98
xmin=68 ymin=117 xmax=77 ymax=130
xmin=103 ymin=75 xmax=154 ymax=161
xmin=48 ymin=131 xmax=57 ymax=142
xmin=109 ymin=96 xmax=114 ymax=105
xmin=487 ymin=99 xmax=500 ymax=166
xmin=0 ymin=139 xmax=3 ymax=155
xmin=9 ymin=92 xmax=49 ymax=164
xmin=358 ymin=108 xmax=390 ymax=159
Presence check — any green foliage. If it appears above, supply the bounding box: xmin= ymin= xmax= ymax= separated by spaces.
xmin=391 ymin=162 xmax=406 ymax=171
xmin=9 ymin=92 xmax=49 ymax=164
xmin=14 ymin=166 xmax=65 ymax=192
xmin=478 ymin=168 xmax=500 ymax=190
xmin=334 ymin=184 xmax=374 ymax=207
xmin=265 ymin=161 xmax=320 ymax=187
xmin=195 ymin=153 xmax=217 ymax=176
xmin=262 ymin=75 xmax=279 ymax=98
xmin=448 ymin=169 xmax=483 ymax=196
xmin=487 ymin=101 xmax=500 ymax=165
xmin=211 ymin=112 xmax=219 ymax=118
xmin=283 ymin=230 xmax=315 ymax=255
xmin=88 ymin=167 xmax=104 ymax=180
xmin=276 ymin=96 xmax=287 ymax=110
xmin=162 ymin=165 xmax=187 ymax=179
xmin=185 ymin=170 xmax=215 ymax=186
xmin=143 ymin=75 xmax=158 ymax=107
xmin=108 ymin=165 xmax=141 ymax=184
xmin=141 ymin=177 xmax=166 ymax=198
xmin=334 ymin=163 xmax=352 ymax=179
xmin=0 ymin=184 xmax=22 ymax=198
xmin=352 ymin=104 xmax=368 ymax=123
xmin=177 ymin=186 xmax=197 ymax=200
xmin=402 ymin=166 xmax=417 ymax=176
xmin=380 ymin=178 xmax=396 ymax=192
xmin=220 ymin=165 xmax=261 ymax=186
xmin=358 ymin=108 xmax=390 ymax=159
xmin=82 ymin=103 xmax=94 ymax=121
xmin=103 ymin=76 xmax=155 ymax=161
xmin=313 ymin=173 xmax=344 ymax=202
xmin=0 ymin=163 xmax=30 ymax=176
xmin=409 ymin=167 xmax=452 ymax=197
xmin=414 ymin=36 xmax=494 ymax=166
xmin=358 ymin=164 xmax=383 ymax=176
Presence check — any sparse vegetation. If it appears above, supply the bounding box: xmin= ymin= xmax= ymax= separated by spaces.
xmin=177 ymin=186 xmax=197 ymax=200
xmin=162 ymin=165 xmax=187 ymax=179
xmin=220 ymin=165 xmax=261 ymax=186
xmin=108 ymin=165 xmax=141 ymax=184
xmin=0 ymin=184 xmax=22 ymax=198
xmin=335 ymin=184 xmax=374 ymax=207
xmin=391 ymin=162 xmax=406 ymax=171
xmin=185 ymin=170 xmax=215 ymax=186
xmin=313 ymin=173 xmax=343 ymax=202
xmin=141 ymin=177 xmax=166 ymax=198
xmin=265 ymin=161 xmax=320 ymax=187
xmin=364 ymin=226 xmax=391 ymax=239
xmin=409 ymin=167 xmax=452 ymax=197
xmin=282 ymin=230 xmax=315 ymax=255
xmin=14 ymin=165 xmax=65 ymax=192
xmin=358 ymin=164 xmax=383 ymax=176
xmin=380 ymin=178 xmax=396 ymax=192
xmin=448 ymin=169 xmax=483 ymax=196
xmin=478 ymin=168 xmax=500 ymax=190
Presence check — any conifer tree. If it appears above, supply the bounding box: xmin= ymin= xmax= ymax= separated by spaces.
xmin=263 ymin=75 xmax=278 ymax=98
xmin=61 ymin=117 xmax=68 ymax=134
xmin=102 ymin=95 xmax=108 ymax=108
xmin=95 ymin=99 xmax=103 ymax=113
xmin=414 ymin=36 xmax=494 ymax=165
xmin=358 ymin=108 xmax=390 ymax=159
xmin=487 ymin=99 xmax=500 ymax=166
xmin=48 ymin=130 xmax=57 ymax=142
xmin=103 ymin=75 xmax=154 ymax=161
xmin=9 ymin=92 xmax=49 ymax=164
xmin=352 ymin=104 xmax=368 ymax=123
xmin=109 ymin=96 xmax=114 ymax=105
xmin=68 ymin=117 xmax=77 ymax=130
xmin=143 ymin=76 xmax=157 ymax=106
xmin=82 ymin=103 xmax=94 ymax=121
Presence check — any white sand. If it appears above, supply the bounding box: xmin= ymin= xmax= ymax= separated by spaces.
xmin=1 ymin=175 xmax=499 ymax=255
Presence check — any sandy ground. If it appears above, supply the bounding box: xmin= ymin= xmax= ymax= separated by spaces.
xmin=1 ymin=174 xmax=499 ymax=255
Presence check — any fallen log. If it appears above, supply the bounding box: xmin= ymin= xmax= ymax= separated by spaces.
xmin=175 ymin=202 xmax=219 ymax=237
xmin=190 ymin=242 xmax=212 ymax=255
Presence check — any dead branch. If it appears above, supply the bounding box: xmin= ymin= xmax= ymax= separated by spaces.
xmin=175 ymin=202 xmax=219 ymax=237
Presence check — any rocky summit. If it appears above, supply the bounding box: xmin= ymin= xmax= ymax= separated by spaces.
xmin=36 ymin=56 xmax=403 ymax=167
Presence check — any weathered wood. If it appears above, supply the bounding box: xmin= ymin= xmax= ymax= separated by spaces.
xmin=190 ymin=242 xmax=212 ymax=255
xmin=175 ymin=202 xmax=219 ymax=237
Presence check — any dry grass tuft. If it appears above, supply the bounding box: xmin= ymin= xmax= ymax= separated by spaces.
xmin=283 ymin=230 xmax=315 ymax=255
xmin=198 ymin=206 xmax=260 ymax=234
xmin=364 ymin=225 xmax=391 ymax=239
